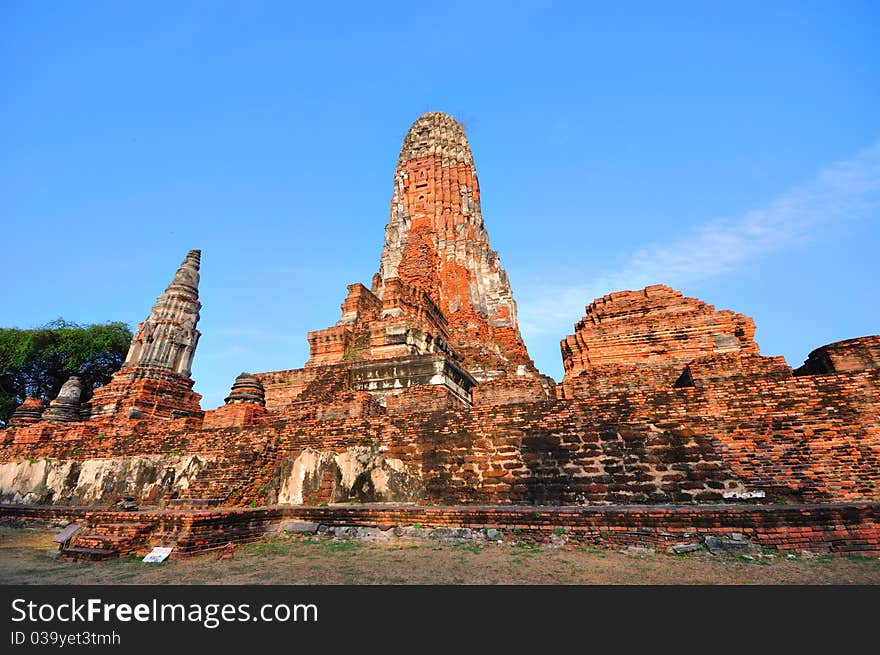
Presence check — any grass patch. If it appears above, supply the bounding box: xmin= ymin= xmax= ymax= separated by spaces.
xmin=242 ymin=538 xmax=295 ymax=556
xmin=734 ymin=555 xmax=770 ymax=566
xmin=2 ymin=526 xmax=878 ymax=585
xmin=516 ymin=542 xmax=542 ymax=555
xmin=845 ymin=555 xmax=880 ymax=563
xmin=109 ymin=555 xmax=143 ymax=564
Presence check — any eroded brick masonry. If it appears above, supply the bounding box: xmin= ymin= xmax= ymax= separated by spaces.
xmin=1 ymin=113 xmax=878 ymax=555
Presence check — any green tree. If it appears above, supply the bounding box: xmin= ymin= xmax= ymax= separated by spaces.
xmin=0 ymin=319 xmax=132 ymax=425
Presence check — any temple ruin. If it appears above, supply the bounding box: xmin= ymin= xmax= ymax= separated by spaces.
xmin=1 ymin=112 xmax=878 ymax=559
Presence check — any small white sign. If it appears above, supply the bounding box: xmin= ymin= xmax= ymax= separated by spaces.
xmin=143 ymin=546 xmax=173 ymax=563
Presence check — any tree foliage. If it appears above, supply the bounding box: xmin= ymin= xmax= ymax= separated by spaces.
xmin=0 ymin=319 xmax=132 ymax=425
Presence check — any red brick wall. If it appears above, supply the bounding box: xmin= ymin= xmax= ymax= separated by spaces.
xmin=2 ymin=364 xmax=879 ymax=507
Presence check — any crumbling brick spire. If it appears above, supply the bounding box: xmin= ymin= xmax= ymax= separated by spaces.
xmin=88 ymin=249 xmax=203 ymax=420
xmin=122 ymin=249 xmax=202 ymax=377
xmin=372 ymin=112 xmax=534 ymax=379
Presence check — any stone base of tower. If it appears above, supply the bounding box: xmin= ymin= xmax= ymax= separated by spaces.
xmin=350 ymin=354 xmax=477 ymax=406
xmin=88 ymin=366 xmax=203 ymax=420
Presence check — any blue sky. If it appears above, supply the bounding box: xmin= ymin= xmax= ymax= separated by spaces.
xmin=2 ymin=1 xmax=878 ymax=407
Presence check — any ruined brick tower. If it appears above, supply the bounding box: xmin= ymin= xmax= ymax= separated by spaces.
xmin=122 ymin=248 xmax=202 ymax=377
xmin=372 ymin=112 xmax=534 ymax=380
xmin=88 ymin=249 xmax=203 ymax=420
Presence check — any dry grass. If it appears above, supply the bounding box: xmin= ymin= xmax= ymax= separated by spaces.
xmin=1 ymin=527 xmax=878 ymax=585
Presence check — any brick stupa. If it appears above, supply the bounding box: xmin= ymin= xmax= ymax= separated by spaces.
xmin=88 ymin=249 xmax=203 ymax=420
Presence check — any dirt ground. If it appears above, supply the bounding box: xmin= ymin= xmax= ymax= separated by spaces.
xmin=1 ymin=527 xmax=879 ymax=585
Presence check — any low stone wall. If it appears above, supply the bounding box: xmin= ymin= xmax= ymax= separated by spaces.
xmin=282 ymin=503 xmax=880 ymax=555
xmin=3 ymin=502 xmax=877 ymax=557
xmin=0 ymin=506 xmax=284 ymax=556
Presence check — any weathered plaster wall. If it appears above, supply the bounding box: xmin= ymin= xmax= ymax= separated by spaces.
xmin=0 ymin=454 xmax=208 ymax=505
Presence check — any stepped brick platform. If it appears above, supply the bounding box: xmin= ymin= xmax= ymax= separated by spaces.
xmin=2 ymin=503 xmax=878 ymax=557
xmin=61 ymin=520 xmax=157 ymax=561
xmin=1 ymin=112 xmax=878 ymax=564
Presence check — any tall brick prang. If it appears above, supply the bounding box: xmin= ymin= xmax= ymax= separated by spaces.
xmin=372 ymin=112 xmax=534 ymax=380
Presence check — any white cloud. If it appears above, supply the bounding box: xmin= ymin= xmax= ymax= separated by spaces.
xmin=517 ymin=139 xmax=880 ymax=339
